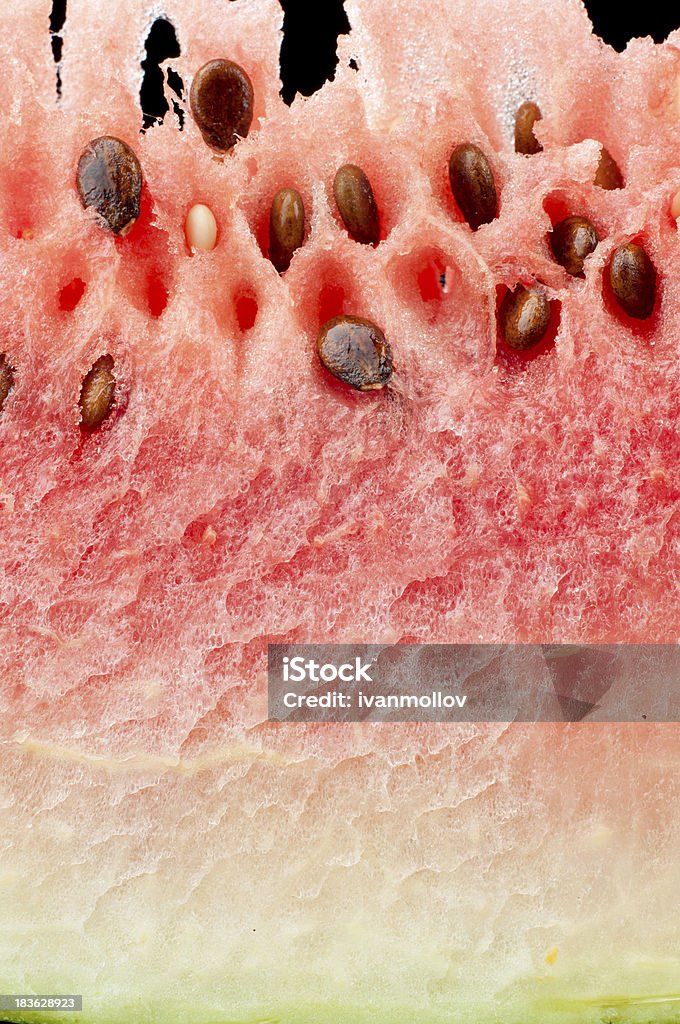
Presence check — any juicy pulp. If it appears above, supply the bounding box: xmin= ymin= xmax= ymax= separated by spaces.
xmin=1 ymin=0 xmax=680 ymax=1021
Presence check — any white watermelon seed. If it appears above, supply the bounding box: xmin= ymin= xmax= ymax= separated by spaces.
xmin=185 ymin=204 xmax=218 ymax=253
xmin=671 ymin=189 xmax=680 ymax=221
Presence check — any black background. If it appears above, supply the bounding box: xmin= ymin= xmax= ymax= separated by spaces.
xmin=279 ymin=0 xmax=680 ymax=102
xmin=48 ymin=3 xmax=680 ymax=131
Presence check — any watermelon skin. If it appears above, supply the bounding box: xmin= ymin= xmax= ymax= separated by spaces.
xmin=1 ymin=0 xmax=680 ymax=1021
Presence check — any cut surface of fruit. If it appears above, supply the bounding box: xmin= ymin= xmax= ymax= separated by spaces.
xmin=1 ymin=0 xmax=680 ymax=1021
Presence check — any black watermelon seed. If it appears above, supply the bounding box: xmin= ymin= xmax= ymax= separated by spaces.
xmin=609 ymin=243 xmax=656 ymax=319
xmin=448 ymin=143 xmax=498 ymax=230
xmin=76 ymin=137 xmax=142 ymax=236
xmin=80 ymin=355 xmax=116 ymax=429
xmin=0 ymin=354 xmax=15 ymax=414
xmin=514 ymin=101 xmax=543 ymax=155
xmin=550 ymin=216 xmax=600 ymax=276
xmin=333 ymin=164 xmax=381 ymax=246
xmin=499 ymin=286 xmax=552 ymax=350
xmin=189 ymin=59 xmax=254 ymax=153
xmin=317 ymin=316 xmax=393 ymax=391
xmin=269 ymin=188 xmax=306 ymax=273
xmin=594 ymin=147 xmax=624 ymax=190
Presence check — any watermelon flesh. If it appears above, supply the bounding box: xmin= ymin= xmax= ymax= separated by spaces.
xmin=1 ymin=0 xmax=680 ymax=1021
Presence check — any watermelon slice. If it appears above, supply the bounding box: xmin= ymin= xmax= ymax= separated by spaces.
xmin=1 ymin=1 xmax=680 ymax=1022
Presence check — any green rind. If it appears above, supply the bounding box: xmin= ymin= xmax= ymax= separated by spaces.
xmin=2 ymin=995 xmax=680 ymax=1024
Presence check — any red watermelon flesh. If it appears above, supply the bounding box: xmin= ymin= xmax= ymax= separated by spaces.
xmin=1 ymin=0 xmax=680 ymax=1021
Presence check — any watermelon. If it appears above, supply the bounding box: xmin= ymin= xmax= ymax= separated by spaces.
xmin=1 ymin=1 xmax=680 ymax=1022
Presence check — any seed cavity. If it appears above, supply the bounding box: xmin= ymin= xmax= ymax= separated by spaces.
xmin=448 ymin=143 xmax=498 ymax=230
xmin=79 ymin=355 xmax=116 ymax=429
xmin=316 ymin=315 xmax=393 ymax=391
xmin=499 ymin=286 xmax=552 ymax=350
xmin=514 ymin=101 xmax=543 ymax=155
xmin=594 ymin=146 xmax=623 ymax=190
xmin=609 ymin=242 xmax=656 ymax=320
xmin=0 ymin=354 xmax=15 ymax=414
xmin=333 ymin=165 xmax=381 ymax=246
xmin=550 ymin=215 xmax=599 ymax=276
xmin=76 ymin=136 xmax=143 ymax=236
xmin=185 ymin=203 xmax=218 ymax=252
xmin=59 ymin=276 xmax=86 ymax=312
xmin=234 ymin=289 xmax=259 ymax=333
xmin=269 ymin=188 xmax=305 ymax=272
xmin=189 ymin=59 xmax=254 ymax=153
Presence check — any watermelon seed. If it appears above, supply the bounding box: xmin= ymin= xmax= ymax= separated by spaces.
xmin=448 ymin=143 xmax=498 ymax=230
xmin=333 ymin=165 xmax=381 ymax=246
xmin=499 ymin=286 xmax=553 ymax=350
xmin=0 ymin=354 xmax=15 ymax=414
xmin=189 ymin=59 xmax=254 ymax=154
xmin=79 ymin=355 xmax=116 ymax=430
xmin=269 ymin=188 xmax=306 ymax=272
xmin=316 ymin=315 xmax=393 ymax=391
xmin=514 ymin=101 xmax=543 ymax=155
xmin=550 ymin=216 xmax=599 ymax=276
xmin=670 ymin=190 xmax=680 ymax=221
xmin=594 ymin=147 xmax=624 ymax=190
xmin=609 ymin=242 xmax=657 ymax=320
xmin=76 ymin=136 xmax=143 ymax=236
xmin=185 ymin=204 xmax=218 ymax=253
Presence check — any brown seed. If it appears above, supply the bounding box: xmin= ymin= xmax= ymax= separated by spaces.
xmin=269 ymin=188 xmax=306 ymax=273
xmin=550 ymin=215 xmax=599 ymax=276
xmin=316 ymin=316 xmax=393 ymax=391
xmin=333 ymin=165 xmax=381 ymax=246
xmin=190 ymin=59 xmax=254 ymax=153
xmin=448 ymin=143 xmax=498 ymax=230
xmin=499 ymin=286 xmax=553 ymax=351
xmin=79 ymin=355 xmax=116 ymax=429
xmin=514 ymin=101 xmax=543 ymax=155
xmin=0 ymin=354 xmax=15 ymax=414
xmin=594 ymin=146 xmax=624 ymax=190
xmin=76 ymin=137 xmax=142 ymax=236
xmin=609 ymin=242 xmax=656 ymax=320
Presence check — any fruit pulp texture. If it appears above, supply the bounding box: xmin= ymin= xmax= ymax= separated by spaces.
xmin=1 ymin=0 xmax=680 ymax=1020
